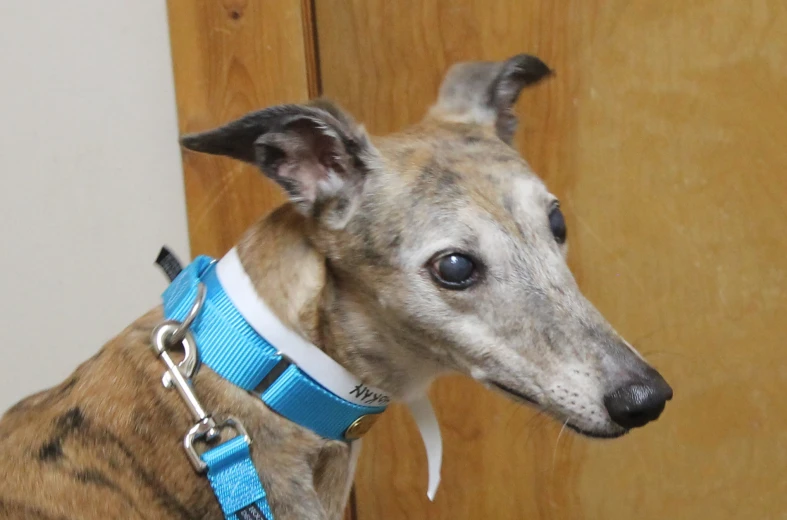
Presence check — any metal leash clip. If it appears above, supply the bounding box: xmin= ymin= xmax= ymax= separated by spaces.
xmin=151 ymin=283 xmax=251 ymax=472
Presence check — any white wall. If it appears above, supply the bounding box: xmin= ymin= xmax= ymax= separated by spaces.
xmin=0 ymin=3 xmax=189 ymax=411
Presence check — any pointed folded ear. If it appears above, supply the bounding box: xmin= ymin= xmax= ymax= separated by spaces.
xmin=429 ymin=54 xmax=552 ymax=144
xmin=180 ymin=101 xmax=377 ymax=223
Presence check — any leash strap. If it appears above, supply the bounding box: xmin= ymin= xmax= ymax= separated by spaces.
xmin=202 ymin=436 xmax=274 ymax=520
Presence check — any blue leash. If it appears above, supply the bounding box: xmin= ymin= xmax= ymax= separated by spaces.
xmin=202 ymin=437 xmax=274 ymax=520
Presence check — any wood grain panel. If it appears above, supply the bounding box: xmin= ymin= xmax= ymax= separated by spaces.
xmin=167 ymin=0 xmax=308 ymax=258
xmin=316 ymin=1 xmax=787 ymax=518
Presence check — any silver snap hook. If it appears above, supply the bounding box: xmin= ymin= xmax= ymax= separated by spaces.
xmin=184 ymin=416 xmax=252 ymax=473
xmin=152 ymin=320 xmax=219 ymax=442
xmin=152 ymin=322 xmax=201 ymax=384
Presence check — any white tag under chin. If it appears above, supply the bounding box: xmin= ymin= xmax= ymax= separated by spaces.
xmin=408 ymin=397 xmax=443 ymax=501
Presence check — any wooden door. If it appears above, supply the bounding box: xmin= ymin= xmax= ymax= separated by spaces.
xmin=169 ymin=1 xmax=787 ymax=518
xmin=315 ymin=1 xmax=787 ymax=519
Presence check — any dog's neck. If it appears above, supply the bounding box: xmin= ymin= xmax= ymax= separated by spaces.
xmin=234 ymin=204 xmax=440 ymax=400
xmin=236 ymin=205 xmax=326 ymax=349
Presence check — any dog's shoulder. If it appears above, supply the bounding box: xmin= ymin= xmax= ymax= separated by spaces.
xmin=0 ymin=308 xmax=205 ymax=519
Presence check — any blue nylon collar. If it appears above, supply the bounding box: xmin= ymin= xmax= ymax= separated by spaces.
xmin=161 ymin=256 xmax=387 ymax=442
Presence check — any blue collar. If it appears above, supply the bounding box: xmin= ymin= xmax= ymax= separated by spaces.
xmin=161 ymin=253 xmax=389 ymax=442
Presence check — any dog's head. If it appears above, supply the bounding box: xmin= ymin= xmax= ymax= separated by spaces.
xmin=181 ymin=54 xmax=672 ymax=438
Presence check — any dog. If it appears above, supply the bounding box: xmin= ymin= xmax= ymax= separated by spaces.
xmin=0 ymin=54 xmax=671 ymax=519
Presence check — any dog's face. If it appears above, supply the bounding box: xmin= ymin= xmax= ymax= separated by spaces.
xmin=182 ymin=55 xmax=671 ymax=438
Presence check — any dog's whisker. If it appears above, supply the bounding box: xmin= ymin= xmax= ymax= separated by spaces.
xmin=520 ymin=410 xmax=551 ymax=448
xmin=502 ymin=402 xmax=528 ymax=430
xmin=550 ymin=418 xmax=570 ymax=475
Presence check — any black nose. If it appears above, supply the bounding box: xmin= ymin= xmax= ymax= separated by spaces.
xmin=603 ymin=372 xmax=673 ymax=429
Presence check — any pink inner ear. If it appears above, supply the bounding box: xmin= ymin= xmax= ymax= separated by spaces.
xmin=295 ymin=120 xmax=348 ymax=173
xmin=273 ymin=118 xmax=349 ymax=204
xmin=253 ymin=112 xmax=358 ymax=211
xmin=279 ymin=157 xmax=330 ymax=204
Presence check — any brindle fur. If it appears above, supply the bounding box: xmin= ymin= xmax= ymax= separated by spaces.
xmin=0 ymin=55 xmax=670 ymax=519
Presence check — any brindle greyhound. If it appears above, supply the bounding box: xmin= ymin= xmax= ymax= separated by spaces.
xmin=0 ymin=54 xmax=671 ymax=519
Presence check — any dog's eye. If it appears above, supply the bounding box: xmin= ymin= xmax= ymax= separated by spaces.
xmin=429 ymin=253 xmax=477 ymax=290
xmin=548 ymin=205 xmax=567 ymax=244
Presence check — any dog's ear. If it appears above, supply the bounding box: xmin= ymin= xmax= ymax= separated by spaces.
xmin=429 ymin=54 xmax=552 ymax=144
xmin=181 ymin=100 xmax=377 ymax=224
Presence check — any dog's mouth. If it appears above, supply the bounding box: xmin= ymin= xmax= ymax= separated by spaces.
xmin=489 ymin=381 xmax=539 ymax=405
xmin=489 ymin=380 xmax=629 ymax=440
